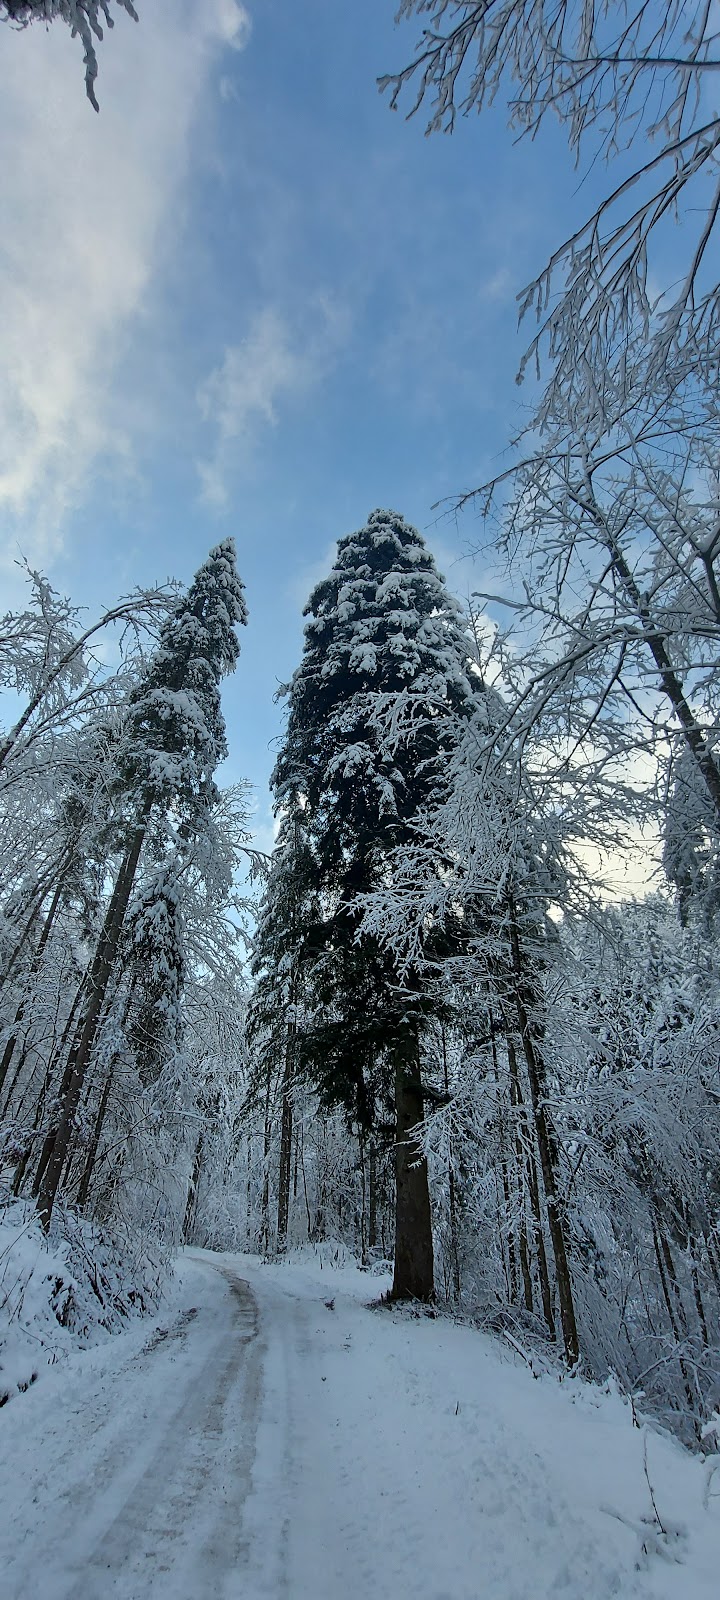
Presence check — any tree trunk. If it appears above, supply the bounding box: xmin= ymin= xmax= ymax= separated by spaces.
xmin=30 ymin=1048 xmax=80 ymax=1199
xmin=507 ymin=1034 xmax=553 ymax=1333
xmin=441 ymin=1026 xmax=461 ymax=1301
xmin=705 ymin=1232 xmax=720 ymax=1298
xmin=391 ymin=1052 xmax=434 ymax=1301
xmin=76 ymin=1068 xmax=115 ymax=1210
xmin=2 ymin=1039 xmax=31 ymax=1121
xmin=508 ymin=911 xmax=579 ymax=1364
xmin=259 ymin=1075 xmax=273 ymax=1256
xmin=506 ymin=1035 xmax=534 ymax=1314
xmin=276 ymin=1056 xmax=293 ymax=1255
xmin=29 ymin=915 xmax=124 ymax=1201
xmin=368 ymin=1144 xmax=378 ymax=1251
xmin=245 ymin=1134 xmax=254 ymax=1243
xmin=0 ymin=870 xmax=58 ymax=992
xmin=0 ymin=878 xmax=65 ymax=1099
xmin=491 ymin=1031 xmax=518 ymax=1302
xmin=299 ymin=1122 xmax=313 ymax=1241
xmin=11 ymin=1074 xmax=49 ymax=1196
xmin=183 ymin=1128 xmax=205 ymax=1243
xmin=75 ymin=974 xmax=141 ymax=1210
xmin=358 ymin=1140 xmax=367 ymax=1265
xmin=518 ymin=1211 xmax=534 ymax=1315
xmin=651 ymin=1212 xmax=698 ymax=1427
xmin=37 ymin=824 xmax=146 ymax=1233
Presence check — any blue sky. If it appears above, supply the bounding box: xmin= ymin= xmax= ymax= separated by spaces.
xmin=0 ymin=0 xmax=604 ymax=849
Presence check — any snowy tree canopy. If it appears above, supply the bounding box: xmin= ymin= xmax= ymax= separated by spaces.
xmin=273 ymin=506 xmax=480 ymax=1104
xmin=385 ymin=1 xmax=720 ymax=403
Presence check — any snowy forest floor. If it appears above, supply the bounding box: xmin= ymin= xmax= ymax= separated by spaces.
xmin=1 ymin=1248 xmax=718 ymax=1600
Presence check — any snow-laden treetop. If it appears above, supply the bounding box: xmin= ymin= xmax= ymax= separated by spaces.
xmin=274 ymin=509 xmax=478 ymax=849
xmin=299 ymin=507 xmax=473 ymax=702
xmin=125 ymin=538 xmax=247 ymax=812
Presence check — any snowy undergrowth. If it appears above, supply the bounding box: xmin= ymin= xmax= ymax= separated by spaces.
xmin=263 ymin=1237 xmax=392 ymax=1276
xmin=0 ymin=1200 xmax=167 ymax=1406
xmin=258 ymin=1241 xmax=720 ymax=1465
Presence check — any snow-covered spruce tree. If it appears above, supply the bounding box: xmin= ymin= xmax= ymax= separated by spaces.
xmin=36 ymin=540 xmax=247 ymax=1233
xmin=273 ymin=509 xmax=476 ymax=1300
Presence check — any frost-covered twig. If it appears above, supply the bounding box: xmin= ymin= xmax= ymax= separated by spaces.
xmin=1 ymin=1 xmax=139 ymax=110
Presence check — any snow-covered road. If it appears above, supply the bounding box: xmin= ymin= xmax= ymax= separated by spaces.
xmin=1 ymin=1249 xmax=718 ymax=1599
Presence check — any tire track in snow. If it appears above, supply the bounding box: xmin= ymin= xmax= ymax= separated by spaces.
xmin=5 ymin=1260 xmax=273 ymax=1600
xmin=73 ymin=1267 xmax=261 ymax=1600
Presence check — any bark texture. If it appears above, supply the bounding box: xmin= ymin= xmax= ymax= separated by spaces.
xmin=37 ymin=824 xmax=146 ymax=1233
xmin=392 ymin=1062 xmax=434 ymax=1301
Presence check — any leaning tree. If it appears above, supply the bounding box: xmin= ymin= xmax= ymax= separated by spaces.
xmin=35 ymin=538 xmax=247 ymax=1232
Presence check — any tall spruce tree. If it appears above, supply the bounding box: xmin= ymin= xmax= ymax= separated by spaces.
xmin=37 ymin=539 xmax=247 ymax=1232
xmin=273 ymin=508 xmax=475 ymax=1299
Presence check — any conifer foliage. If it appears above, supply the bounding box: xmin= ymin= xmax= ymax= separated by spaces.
xmin=269 ymin=508 xmax=475 ymax=1299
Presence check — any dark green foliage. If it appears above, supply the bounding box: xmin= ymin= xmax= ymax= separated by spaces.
xmin=124 ymin=538 xmax=247 ymax=820
xmin=269 ymin=507 xmax=475 ymax=1127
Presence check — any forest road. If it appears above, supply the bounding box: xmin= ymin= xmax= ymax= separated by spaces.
xmin=3 ymin=1253 xmax=287 ymax=1600
xmin=2 ymin=1248 xmax=718 ymax=1600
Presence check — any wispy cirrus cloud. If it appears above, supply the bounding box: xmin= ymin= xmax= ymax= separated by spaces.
xmin=197 ymin=309 xmax=304 ymax=508
xmin=0 ymin=0 xmax=250 ymax=567
xmin=196 ymin=298 xmax=350 ymax=508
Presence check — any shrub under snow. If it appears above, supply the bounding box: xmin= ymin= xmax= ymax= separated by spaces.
xmin=0 ymin=1201 xmax=165 ymax=1406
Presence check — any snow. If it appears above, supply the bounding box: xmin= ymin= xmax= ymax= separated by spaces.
xmin=0 ymin=1247 xmax=717 ymax=1598
xmin=347 ymin=641 xmax=378 ymax=674
xmin=0 ymin=1202 xmax=164 ymax=1407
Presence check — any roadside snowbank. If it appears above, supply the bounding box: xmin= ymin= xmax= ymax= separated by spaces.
xmin=0 ymin=1201 xmax=166 ymax=1405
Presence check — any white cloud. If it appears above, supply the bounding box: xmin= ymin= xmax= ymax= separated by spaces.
xmin=197 ymin=309 xmax=304 ymax=507
xmin=0 ymin=0 xmax=250 ymax=567
xmin=197 ymin=297 xmax=350 ymax=507
xmin=479 ymin=267 xmax=512 ymax=303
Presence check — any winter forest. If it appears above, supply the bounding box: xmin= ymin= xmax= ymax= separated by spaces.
xmin=2 ymin=4 xmax=720 ymax=1598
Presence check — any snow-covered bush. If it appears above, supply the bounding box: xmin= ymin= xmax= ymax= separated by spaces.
xmin=0 ymin=1200 xmax=164 ymax=1406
